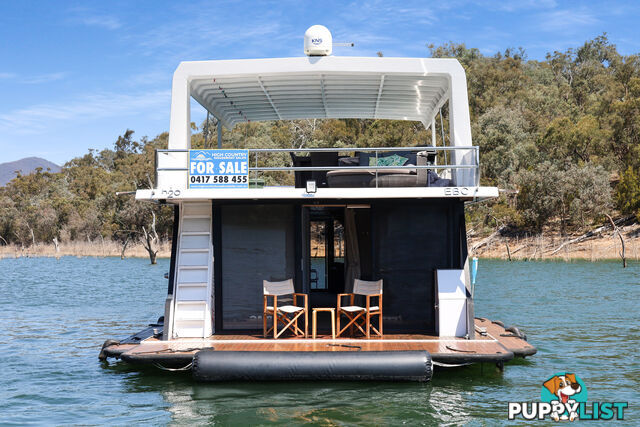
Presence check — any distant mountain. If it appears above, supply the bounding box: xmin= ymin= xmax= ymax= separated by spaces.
xmin=0 ymin=157 xmax=62 ymax=186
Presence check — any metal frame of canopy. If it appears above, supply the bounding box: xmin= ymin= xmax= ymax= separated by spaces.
xmin=166 ymin=56 xmax=473 ymax=153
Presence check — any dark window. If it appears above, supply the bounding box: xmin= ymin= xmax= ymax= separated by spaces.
xmin=220 ymin=204 xmax=295 ymax=330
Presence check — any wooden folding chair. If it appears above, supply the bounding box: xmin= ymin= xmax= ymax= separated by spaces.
xmin=336 ymin=279 xmax=383 ymax=339
xmin=263 ymin=279 xmax=308 ymax=339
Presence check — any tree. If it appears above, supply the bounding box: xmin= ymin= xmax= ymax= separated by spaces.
xmin=472 ymin=106 xmax=536 ymax=187
xmin=516 ymin=162 xmax=611 ymax=232
xmin=538 ymin=115 xmax=610 ymax=166
xmin=616 ymin=167 xmax=640 ymax=220
xmin=141 ymin=211 xmax=160 ymax=265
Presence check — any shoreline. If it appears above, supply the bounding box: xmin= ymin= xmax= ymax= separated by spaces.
xmin=468 ymin=223 xmax=639 ymax=262
xmin=1 ymin=224 xmax=638 ymax=262
xmin=0 ymin=240 xmax=171 ymax=260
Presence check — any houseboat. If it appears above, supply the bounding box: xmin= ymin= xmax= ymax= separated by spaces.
xmin=100 ymin=26 xmax=535 ymax=381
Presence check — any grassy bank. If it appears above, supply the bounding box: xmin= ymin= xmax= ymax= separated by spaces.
xmin=468 ymin=223 xmax=640 ymax=262
xmin=0 ymin=240 xmax=171 ymax=259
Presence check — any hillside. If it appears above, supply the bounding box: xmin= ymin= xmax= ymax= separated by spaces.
xmin=0 ymin=157 xmax=61 ymax=186
xmin=0 ymin=35 xmax=638 ymax=260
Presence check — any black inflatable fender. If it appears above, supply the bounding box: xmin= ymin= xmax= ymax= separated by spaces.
xmin=192 ymin=350 xmax=433 ymax=382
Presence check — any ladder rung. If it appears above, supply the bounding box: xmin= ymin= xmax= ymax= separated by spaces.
xmin=181 ymin=231 xmax=210 ymax=236
xmin=180 ymin=248 xmax=209 ymax=253
xmin=182 ymin=203 xmax=210 ymax=209
xmin=175 ymin=316 xmax=205 ymax=321
xmin=178 ymin=265 xmax=209 ymax=270
xmin=174 ymin=319 xmax=205 ymax=325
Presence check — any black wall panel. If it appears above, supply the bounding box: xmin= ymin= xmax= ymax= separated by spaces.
xmin=372 ymin=200 xmax=465 ymax=333
xmin=220 ymin=204 xmax=296 ymax=330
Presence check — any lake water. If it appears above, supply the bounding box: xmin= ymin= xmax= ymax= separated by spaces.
xmin=1 ymin=257 xmax=638 ymax=425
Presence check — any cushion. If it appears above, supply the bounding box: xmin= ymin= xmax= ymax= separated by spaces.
xmin=358 ymin=151 xmax=417 ymax=167
xmin=369 ymin=154 xmax=408 ymax=167
xmin=340 ymin=305 xmax=379 ymax=312
xmin=326 ymin=168 xmax=416 ymax=188
xmin=427 ymin=170 xmax=453 ymax=187
xmin=338 ymin=156 xmax=360 ymax=166
xmin=327 ymin=168 xmax=413 ymax=177
xmin=266 ymin=305 xmax=303 ymax=313
xmin=371 ymin=175 xmax=419 ymax=187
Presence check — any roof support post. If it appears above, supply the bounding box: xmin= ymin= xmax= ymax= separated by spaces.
xmin=168 ymin=65 xmax=191 ymax=150
xmin=448 ymin=67 xmax=473 ymax=186
xmin=431 ymin=118 xmax=436 ymax=147
xmin=374 ymin=75 xmax=385 ymax=118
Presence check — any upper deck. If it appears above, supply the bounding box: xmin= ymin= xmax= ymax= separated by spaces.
xmin=136 ymin=56 xmax=498 ymax=202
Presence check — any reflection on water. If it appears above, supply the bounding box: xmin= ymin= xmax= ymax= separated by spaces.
xmin=159 ymin=379 xmax=476 ymax=425
xmin=1 ymin=257 xmax=638 ymax=425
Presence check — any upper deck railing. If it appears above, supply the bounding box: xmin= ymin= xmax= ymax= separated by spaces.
xmin=154 ymin=146 xmax=480 ymax=190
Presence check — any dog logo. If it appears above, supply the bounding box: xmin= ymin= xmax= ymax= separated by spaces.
xmin=542 ymin=372 xmax=587 ymax=421
xmin=509 ymin=371 xmax=627 ymax=421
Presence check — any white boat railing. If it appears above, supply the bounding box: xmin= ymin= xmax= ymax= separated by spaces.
xmin=155 ymin=146 xmax=480 ymax=190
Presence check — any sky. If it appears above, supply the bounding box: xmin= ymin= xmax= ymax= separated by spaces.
xmin=1 ymin=0 xmax=638 ymax=165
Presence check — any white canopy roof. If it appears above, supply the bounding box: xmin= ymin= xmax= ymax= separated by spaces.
xmin=192 ymin=71 xmax=449 ymax=128
xmin=168 ymin=56 xmax=472 ymax=150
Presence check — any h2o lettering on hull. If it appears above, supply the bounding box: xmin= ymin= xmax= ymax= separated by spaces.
xmin=161 ymin=188 xmax=181 ymax=199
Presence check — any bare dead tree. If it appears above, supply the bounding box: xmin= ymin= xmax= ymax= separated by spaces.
xmin=289 ymin=119 xmax=318 ymax=149
xmin=547 ymin=214 xmax=634 ymax=257
xmin=605 ymin=214 xmax=627 ymax=268
xmin=100 ymin=234 xmax=105 ymax=257
xmin=491 ymin=215 xmax=511 ymax=261
xmin=0 ymin=235 xmax=7 ymax=245
xmin=26 ymin=223 xmax=35 ymax=247
xmin=141 ymin=211 xmax=159 ymax=265
xmin=52 ymin=237 xmax=59 ymax=252
xmin=120 ymin=236 xmax=130 ymax=260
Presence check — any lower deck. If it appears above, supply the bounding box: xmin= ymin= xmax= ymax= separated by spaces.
xmin=103 ymin=318 xmax=536 ymax=368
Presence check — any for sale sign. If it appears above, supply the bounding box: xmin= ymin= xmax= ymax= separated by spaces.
xmin=189 ymin=149 xmax=249 ymax=188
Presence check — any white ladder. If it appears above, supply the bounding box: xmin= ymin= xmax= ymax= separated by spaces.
xmin=171 ymin=202 xmax=213 ymax=338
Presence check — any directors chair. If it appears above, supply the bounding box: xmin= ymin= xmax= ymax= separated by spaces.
xmin=336 ymin=279 xmax=383 ymax=339
xmin=263 ymin=279 xmax=308 ymax=339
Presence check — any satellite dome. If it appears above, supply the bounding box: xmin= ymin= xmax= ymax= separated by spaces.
xmin=304 ymin=25 xmax=332 ymax=56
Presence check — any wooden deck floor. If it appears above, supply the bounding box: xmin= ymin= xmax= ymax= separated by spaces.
xmin=109 ymin=318 xmax=535 ymax=365
xmin=474 ymin=317 xmax=536 ymax=357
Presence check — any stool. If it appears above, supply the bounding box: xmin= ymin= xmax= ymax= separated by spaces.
xmin=312 ymin=307 xmax=335 ymax=339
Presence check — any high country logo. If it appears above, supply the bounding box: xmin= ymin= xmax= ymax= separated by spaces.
xmin=508 ymin=372 xmax=628 ymax=421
